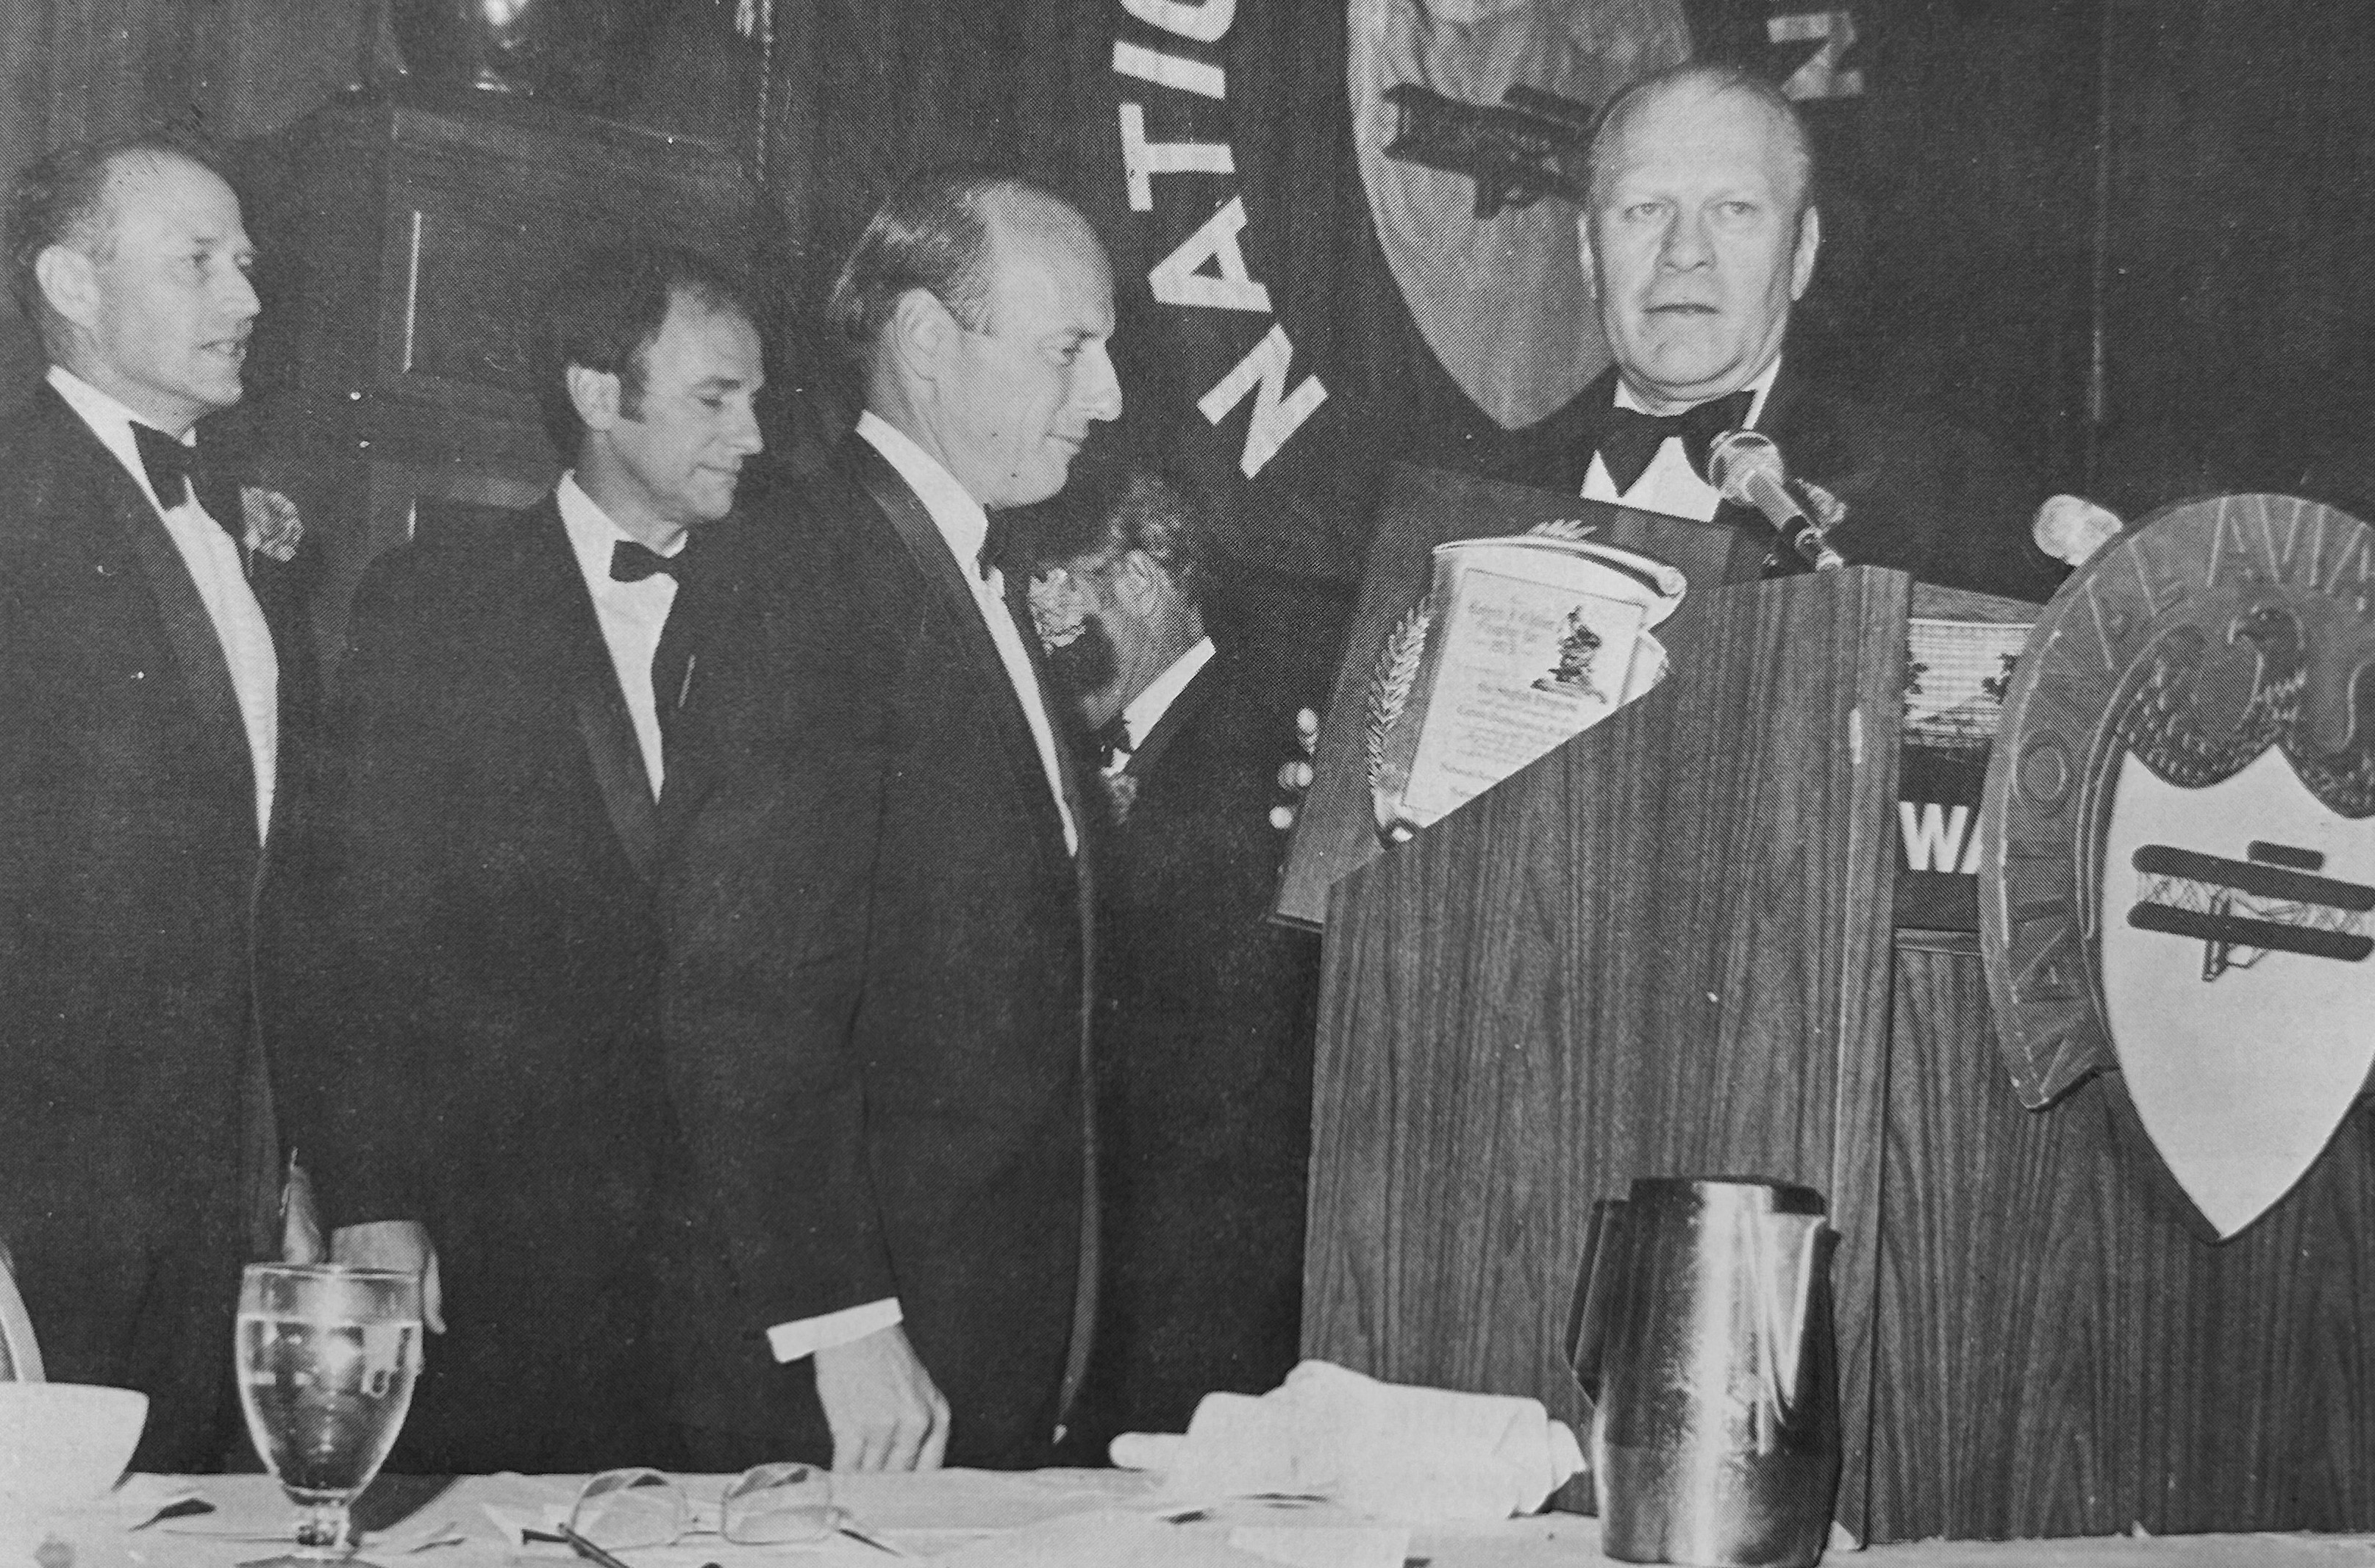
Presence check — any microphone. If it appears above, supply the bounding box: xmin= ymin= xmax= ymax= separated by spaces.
xmin=1702 ymin=429 xmax=1847 ymax=571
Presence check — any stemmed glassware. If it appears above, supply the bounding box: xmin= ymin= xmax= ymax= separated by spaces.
xmin=235 ymin=1263 xmax=424 ymax=1565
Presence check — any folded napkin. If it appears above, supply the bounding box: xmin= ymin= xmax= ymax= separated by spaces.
xmin=1108 ymin=1360 xmax=1583 ymax=1524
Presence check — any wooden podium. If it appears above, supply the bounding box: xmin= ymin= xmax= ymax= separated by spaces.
xmin=1301 ymin=563 xmax=1907 ymax=1529
xmin=1296 ymin=477 xmax=2375 ymax=1542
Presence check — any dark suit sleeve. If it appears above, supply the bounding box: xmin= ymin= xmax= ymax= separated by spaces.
xmin=265 ymin=554 xmax=454 ymax=1225
xmin=661 ymin=520 xmax=904 ymax=1333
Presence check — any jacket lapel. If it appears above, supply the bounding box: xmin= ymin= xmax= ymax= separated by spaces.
xmin=843 ymin=438 xmax=1075 ymax=870
xmin=524 ymin=498 xmax=662 ymax=887
xmin=1121 ymin=652 xmax=1218 ymax=784
xmin=48 ymin=389 xmax=262 ymax=864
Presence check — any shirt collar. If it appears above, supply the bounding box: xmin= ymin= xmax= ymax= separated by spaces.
xmin=1611 ymin=354 xmax=1783 ymax=429
xmin=1119 ymin=635 xmax=1215 ymax=751
xmin=557 ymin=472 xmax=679 ymax=593
xmin=48 ymin=364 xmax=185 ymax=514
xmin=857 ymin=409 xmax=990 ymax=576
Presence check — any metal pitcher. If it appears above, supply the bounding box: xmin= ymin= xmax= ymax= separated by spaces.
xmin=1567 ymin=1177 xmax=1840 ymax=1567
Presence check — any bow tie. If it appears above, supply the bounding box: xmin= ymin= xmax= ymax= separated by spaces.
xmin=1091 ymin=713 xmax=1132 ymax=767
xmin=610 ymin=540 xmax=684 ymax=583
xmin=131 ymin=422 xmax=241 ymax=540
xmin=1594 ymin=390 xmax=1755 ymax=495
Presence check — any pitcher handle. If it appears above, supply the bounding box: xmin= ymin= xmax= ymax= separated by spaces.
xmin=1757 ymin=1215 xmax=1833 ymax=1425
xmin=1566 ymin=1198 xmax=1628 ymax=1401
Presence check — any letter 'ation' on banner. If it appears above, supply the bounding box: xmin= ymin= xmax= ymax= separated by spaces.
xmin=1111 ymin=3 xmax=1329 ymax=480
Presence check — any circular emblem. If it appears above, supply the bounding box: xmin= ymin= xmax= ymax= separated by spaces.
xmin=1348 ymin=0 xmax=1688 ymax=431
xmin=1979 ymin=495 xmax=2375 ymax=1238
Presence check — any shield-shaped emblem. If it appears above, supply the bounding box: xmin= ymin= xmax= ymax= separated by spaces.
xmin=2099 ymin=749 xmax=2375 ymax=1236
xmin=1981 ymin=494 xmax=2375 ymax=1239
xmin=1348 ymin=0 xmax=1689 ymax=431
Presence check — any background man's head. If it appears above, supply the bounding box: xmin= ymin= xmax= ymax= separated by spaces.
xmin=10 ymin=135 xmax=257 ymax=435
xmin=829 ymin=169 xmax=1121 ymax=509
xmin=535 ymin=243 xmax=763 ymax=551
xmin=1021 ymin=464 xmax=1206 ymax=731
xmin=1580 ymin=62 xmax=1820 ymax=412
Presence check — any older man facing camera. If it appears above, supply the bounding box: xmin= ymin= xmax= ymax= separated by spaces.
xmin=1502 ymin=60 xmax=2063 ymax=603
xmin=268 ymin=243 xmax=762 ymax=1472
xmin=0 ymin=136 xmax=312 ymax=1469
xmin=661 ymin=169 xmax=1118 ymax=1472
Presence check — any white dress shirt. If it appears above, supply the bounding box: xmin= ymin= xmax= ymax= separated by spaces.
xmin=855 ymin=410 xmax=1078 ymax=854
xmin=50 ymin=366 xmax=279 ymax=841
xmin=1104 ymin=635 xmax=1215 ymax=777
xmin=555 ymin=474 xmax=676 ymax=800
xmin=1578 ymin=356 xmax=1784 ymax=521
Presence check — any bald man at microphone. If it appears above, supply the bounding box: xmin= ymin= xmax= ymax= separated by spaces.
xmin=1501 ymin=60 xmax=2067 ymax=602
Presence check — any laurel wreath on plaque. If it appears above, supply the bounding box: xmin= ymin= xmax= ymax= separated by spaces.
xmin=1365 ymin=596 xmax=1433 ymax=844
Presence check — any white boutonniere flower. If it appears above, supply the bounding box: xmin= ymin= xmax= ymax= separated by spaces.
xmin=240 ymin=487 xmax=304 ymax=563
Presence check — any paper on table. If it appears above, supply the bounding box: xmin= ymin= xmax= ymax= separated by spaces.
xmin=927 ymin=1510 xmax=1276 ymax=1567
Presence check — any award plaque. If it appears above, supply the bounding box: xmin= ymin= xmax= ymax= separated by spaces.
xmin=1365 ymin=527 xmax=1685 ymax=842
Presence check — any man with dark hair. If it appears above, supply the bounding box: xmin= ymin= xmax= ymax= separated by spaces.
xmin=662 ymin=168 xmax=1117 ymax=1470
xmin=1018 ymin=466 xmax=1323 ymax=1454
xmin=0 ymin=134 xmax=309 ymax=1469
xmin=267 ymin=240 xmax=762 ymax=1472
xmin=1503 ymin=60 xmax=2062 ymax=601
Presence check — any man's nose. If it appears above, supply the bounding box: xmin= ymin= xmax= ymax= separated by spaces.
xmin=224 ymin=264 xmax=261 ymax=321
xmin=726 ymin=397 xmax=763 ymax=455
xmin=1658 ymin=210 xmax=1712 ymax=270
xmin=1076 ymin=342 xmax=1123 ymax=423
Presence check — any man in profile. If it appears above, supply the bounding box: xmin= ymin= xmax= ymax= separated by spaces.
xmin=1019 ymin=465 xmax=1323 ymax=1454
xmin=0 ymin=135 xmax=309 ymax=1468
xmin=662 ymin=169 xmax=1118 ymax=1470
xmin=1504 ymin=60 xmax=2063 ymax=601
xmin=269 ymin=243 xmax=762 ymax=1471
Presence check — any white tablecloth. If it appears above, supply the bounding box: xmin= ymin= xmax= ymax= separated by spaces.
xmin=13 ymin=1471 xmax=2375 ymax=1568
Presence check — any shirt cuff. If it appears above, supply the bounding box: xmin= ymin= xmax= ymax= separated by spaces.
xmin=766 ymin=1297 xmax=904 ymax=1364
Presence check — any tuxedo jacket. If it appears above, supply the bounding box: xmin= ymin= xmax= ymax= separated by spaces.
xmin=660 ymin=435 xmax=1092 ymax=1468
xmin=264 ymin=495 xmax=686 ymax=1472
xmin=1497 ymin=362 xmax=2068 ymax=604
xmin=1064 ymin=636 xmax=1322 ymax=1450
xmin=0 ymin=383 xmax=314 ymax=1469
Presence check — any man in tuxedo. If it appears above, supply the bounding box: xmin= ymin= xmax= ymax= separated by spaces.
xmin=1501 ymin=60 xmax=2065 ymax=603
xmin=1019 ymin=466 xmax=1323 ymax=1452
xmin=661 ymin=170 xmax=1116 ymax=1470
xmin=0 ymin=135 xmax=311 ymax=1468
xmin=268 ymin=243 xmax=762 ymax=1472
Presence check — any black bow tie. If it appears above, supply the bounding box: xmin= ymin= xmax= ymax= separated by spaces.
xmin=1595 ymin=390 xmax=1756 ymax=495
xmin=1091 ymin=713 xmax=1132 ymax=767
xmin=131 ymin=422 xmax=241 ymax=538
xmin=610 ymin=540 xmax=684 ymax=583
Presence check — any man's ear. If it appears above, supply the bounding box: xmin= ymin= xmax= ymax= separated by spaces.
xmin=888 ymin=288 xmax=956 ymax=385
xmin=1114 ymin=549 xmax=1165 ymax=617
xmin=33 ymin=244 xmax=100 ymax=335
xmin=1788 ymin=204 xmax=1821 ymax=301
xmin=566 ymin=365 xmax=621 ymax=432
xmin=1575 ymin=214 xmax=1599 ymax=302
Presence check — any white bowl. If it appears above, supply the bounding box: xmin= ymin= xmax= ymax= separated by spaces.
xmin=0 ymin=1384 xmax=149 ymax=1507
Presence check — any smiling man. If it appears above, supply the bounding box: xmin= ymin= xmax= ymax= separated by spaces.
xmin=268 ymin=243 xmax=762 ymax=1472
xmin=0 ymin=136 xmax=312 ymax=1469
xmin=1505 ymin=61 xmax=2062 ymax=601
xmin=660 ymin=169 xmax=1119 ymax=1472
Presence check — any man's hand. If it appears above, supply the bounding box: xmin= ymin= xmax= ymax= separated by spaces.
xmin=1269 ymin=706 xmax=1320 ymax=832
xmin=813 ymin=1323 xmax=950 ymax=1472
xmin=329 ymin=1220 xmax=446 ymax=1333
